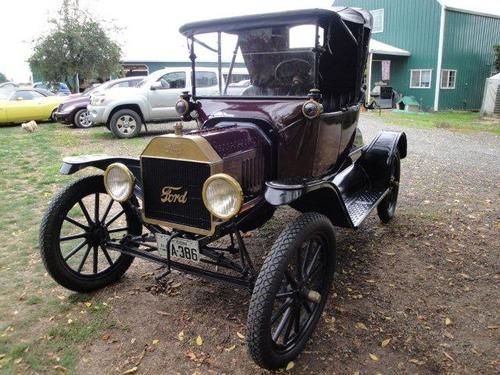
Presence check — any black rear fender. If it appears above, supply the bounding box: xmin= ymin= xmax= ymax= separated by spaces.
xmin=358 ymin=130 xmax=406 ymax=190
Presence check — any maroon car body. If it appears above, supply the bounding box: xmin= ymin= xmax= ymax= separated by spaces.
xmin=54 ymin=77 xmax=143 ymax=127
xmin=40 ymin=7 xmax=407 ymax=371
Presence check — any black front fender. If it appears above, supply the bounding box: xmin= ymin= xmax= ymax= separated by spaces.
xmin=60 ymin=155 xmax=143 ymax=199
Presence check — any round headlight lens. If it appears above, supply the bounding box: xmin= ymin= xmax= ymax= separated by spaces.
xmin=175 ymin=98 xmax=189 ymax=115
xmin=202 ymin=174 xmax=243 ymax=220
xmin=302 ymin=100 xmax=323 ymax=119
xmin=104 ymin=163 xmax=135 ymax=202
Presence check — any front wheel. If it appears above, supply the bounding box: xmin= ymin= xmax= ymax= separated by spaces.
xmin=74 ymin=108 xmax=93 ymax=128
xmin=39 ymin=175 xmax=142 ymax=292
xmin=247 ymin=212 xmax=336 ymax=370
xmin=109 ymin=109 xmax=142 ymax=138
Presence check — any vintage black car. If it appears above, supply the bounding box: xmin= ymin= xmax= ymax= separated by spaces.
xmin=39 ymin=7 xmax=406 ymax=369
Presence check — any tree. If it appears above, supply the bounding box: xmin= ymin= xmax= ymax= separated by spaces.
xmin=29 ymin=0 xmax=122 ymax=91
xmin=495 ymin=45 xmax=500 ymax=72
xmin=0 ymin=72 xmax=7 ymax=83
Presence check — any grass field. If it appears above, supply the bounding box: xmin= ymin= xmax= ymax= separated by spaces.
xmin=371 ymin=110 xmax=500 ymax=135
xmin=0 ymin=123 xmax=147 ymax=373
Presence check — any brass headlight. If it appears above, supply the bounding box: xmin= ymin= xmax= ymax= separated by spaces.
xmin=104 ymin=163 xmax=135 ymax=202
xmin=175 ymin=98 xmax=189 ymax=115
xmin=302 ymin=99 xmax=323 ymax=119
xmin=202 ymin=173 xmax=243 ymax=220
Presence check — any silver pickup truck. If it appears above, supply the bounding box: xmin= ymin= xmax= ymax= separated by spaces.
xmin=88 ymin=67 xmax=249 ymax=138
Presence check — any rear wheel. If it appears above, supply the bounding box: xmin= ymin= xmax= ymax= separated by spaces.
xmin=39 ymin=175 xmax=142 ymax=292
xmin=377 ymin=153 xmax=400 ymax=223
xmin=74 ymin=108 xmax=93 ymax=128
xmin=109 ymin=109 xmax=142 ymax=138
xmin=247 ymin=212 xmax=336 ymax=369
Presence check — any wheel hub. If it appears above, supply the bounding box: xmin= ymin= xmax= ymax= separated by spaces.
xmin=87 ymin=223 xmax=108 ymax=246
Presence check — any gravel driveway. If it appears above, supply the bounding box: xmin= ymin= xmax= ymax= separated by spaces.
xmin=77 ymin=115 xmax=499 ymax=374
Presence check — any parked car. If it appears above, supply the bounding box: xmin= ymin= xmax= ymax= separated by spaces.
xmin=55 ymin=77 xmax=143 ymax=128
xmin=88 ymin=67 xmax=249 ymax=138
xmin=33 ymin=82 xmax=72 ymax=96
xmin=39 ymin=8 xmax=407 ymax=370
xmin=0 ymin=82 xmax=18 ymax=90
xmin=0 ymin=88 xmax=66 ymax=125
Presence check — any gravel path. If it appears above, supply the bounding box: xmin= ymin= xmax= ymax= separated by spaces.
xmin=76 ymin=114 xmax=499 ymax=374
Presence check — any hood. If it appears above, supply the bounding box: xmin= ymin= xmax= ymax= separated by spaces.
xmin=198 ymin=98 xmax=304 ymax=130
xmin=61 ymin=95 xmax=90 ymax=108
xmin=96 ymin=87 xmax=142 ymax=99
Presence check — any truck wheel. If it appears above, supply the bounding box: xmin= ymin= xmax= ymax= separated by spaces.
xmin=73 ymin=108 xmax=93 ymax=128
xmin=39 ymin=175 xmax=142 ymax=292
xmin=247 ymin=212 xmax=336 ymax=370
xmin=109 ymin=109 xmax=142 ymax=138
xmin=377 ymin=153 xmax=400 ymax=223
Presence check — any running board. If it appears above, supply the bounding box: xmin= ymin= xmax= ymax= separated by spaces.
xmin=343 ymin=188 xmax=389 ymax=227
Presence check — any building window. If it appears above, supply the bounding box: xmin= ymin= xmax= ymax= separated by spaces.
xmin=410 ymin=69 xmax=432 ymax=89
xmin=371 ymin=9 xmax=384 ymax=33
xmin=440 ymin=69 xmax=457 ymax=89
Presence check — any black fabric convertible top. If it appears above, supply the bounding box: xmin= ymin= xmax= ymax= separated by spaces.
xmin=179 ymin=7 xmax=372 ymax=37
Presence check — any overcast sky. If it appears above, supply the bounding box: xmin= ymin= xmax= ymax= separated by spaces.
xmin=0 ymin=0 xmax=499 ymax=82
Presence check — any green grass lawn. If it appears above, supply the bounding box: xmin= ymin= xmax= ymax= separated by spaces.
xmin=371 ymin=110 xmax=500 ymax=135
xmin=0 ymin=123 xmax=147 ymax=374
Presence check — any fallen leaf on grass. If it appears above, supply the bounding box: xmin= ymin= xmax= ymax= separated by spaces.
xmin=225 ymin=345 xmax=236 ymax=352
xmin=196 ymin=335 xmax=203 ymax=346
xmin=84 ymin=302 xmax=92 ymax=308
xmin=443 ymin=351 xmax=455 ymax=362
xmin=152 ymin=339 xmax=159 ymax=345
xmin=409 ymin=359 xmax=425 ymax=365
xmin=369 ymin=353 xmax=379 ymax=361
xmin=445 ymin=318 xmax=452 ymax=326
xmin=236 ymin=332 xmax=245 ymax=339
xmin=286 ymin=361 xmax=295 ymax=370
xmin=443 ymin=331 xmax=454 ymax=339
xmin=53 ymin=365 xmax=69 ymax=374
xmin=14 ymin=358 xmax=22 ymax=364
xmin=178 ymin=331 xmax=184 ymax=341
xmin=381 ymin=338 xmax=391 ymax=347
xmin=185 ymin=351 xmax=197 ymax=361
xmin=121 ymin=366 xmax=138 ymax=375
xmin=355 ymin=322 xmax=368 ymax=330
xmin=487 ymin=325 xmax=498 ymax=330
xmin=156 ymin=311 xmax=170 ymax=316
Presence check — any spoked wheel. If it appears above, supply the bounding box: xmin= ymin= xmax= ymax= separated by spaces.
xmin=39 ymin=175 xmax=142 ymax=292
xmin=247 ymin=213 xmax=336 ymax=370
xmin=109 ymin=109 xmax=142 ymax=138
xmin=377 ymin=152 xmax=401 ymax=223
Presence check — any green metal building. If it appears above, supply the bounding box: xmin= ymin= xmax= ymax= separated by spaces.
xmin=335 ymin=0 xmax=500 ymax=110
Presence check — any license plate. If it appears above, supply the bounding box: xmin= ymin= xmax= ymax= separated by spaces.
xmin=156 ymin=234 xmax=200 ymax=263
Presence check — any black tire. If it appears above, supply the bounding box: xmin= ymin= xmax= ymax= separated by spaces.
xmin=109 ymin=109 xmax=142 ymax=138
xmin=377 ymin=153 xmax=401 ymax=223
xmin=247 ymin=212 xmax=336 ymax=370
xmin=39 ymin=175 xmax=142 ymax=292
xmin=50 ymin=109 xmax=57 ymax=122
xmin=73 ymin=108 xmax=93 ymax=128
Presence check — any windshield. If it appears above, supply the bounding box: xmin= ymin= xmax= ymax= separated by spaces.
xmin=192 ymin=24 xmax=322 ymax=98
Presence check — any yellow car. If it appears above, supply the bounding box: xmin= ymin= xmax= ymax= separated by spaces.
xmin=0 ymin=88 xmax=66 ymax=125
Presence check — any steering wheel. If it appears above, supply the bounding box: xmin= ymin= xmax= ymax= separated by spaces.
xmin=274 ymin=59 xmax=312 ymax=95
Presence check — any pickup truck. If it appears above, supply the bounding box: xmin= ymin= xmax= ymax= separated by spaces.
xmin=88 ymin=67 xmax=249 ymax=138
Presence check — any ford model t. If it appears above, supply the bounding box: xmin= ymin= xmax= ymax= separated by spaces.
xmin=40 ymin=7 xmax=406 ymax=369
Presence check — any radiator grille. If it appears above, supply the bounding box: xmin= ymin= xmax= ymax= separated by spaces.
xmin=141 ymin=157 xmax=211 ymax=231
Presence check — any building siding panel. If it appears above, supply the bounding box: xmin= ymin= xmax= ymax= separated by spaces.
xmin=335 ymin=0 xmax=441 ymax=109
xmin=439 ymin=10 xmax=500 ymax=110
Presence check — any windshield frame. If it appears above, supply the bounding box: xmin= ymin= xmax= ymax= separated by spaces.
xmin=187 ymin=22 xmax=322 ymax=100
